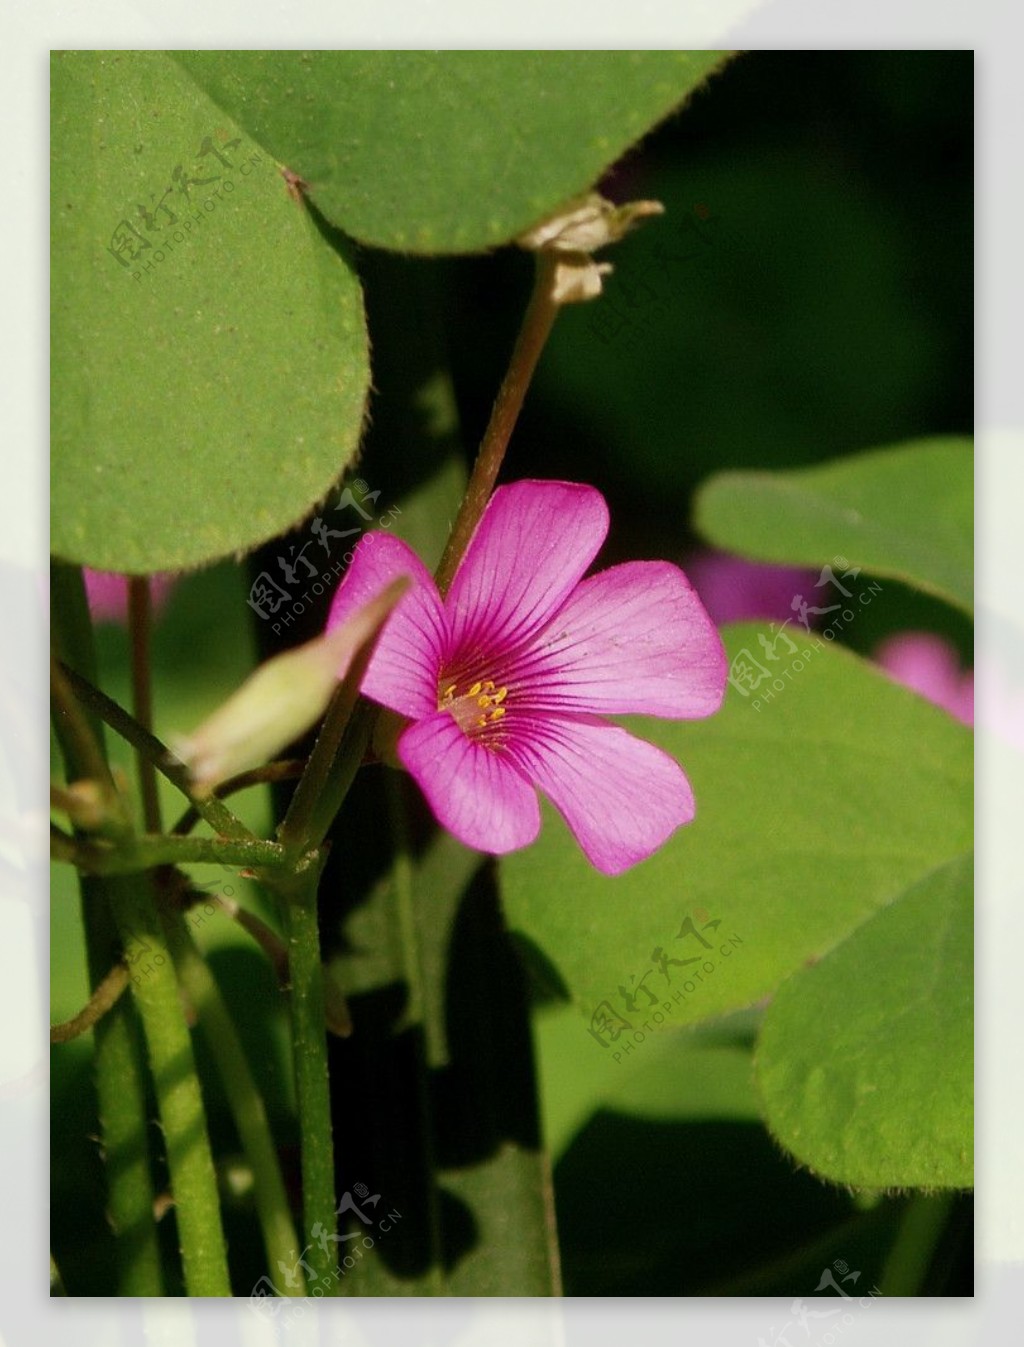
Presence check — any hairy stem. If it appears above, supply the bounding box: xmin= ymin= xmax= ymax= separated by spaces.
xmin=171 ymin=759 xmax=305 ymax=837
xmin=57 ymin=660 xmax=253 ymax=842
xmin=433 ymin=252 xmax=560 ymax=596
xmin=59 ymin=830 xmax=288 ymax=877
xmin=110 ymin=875 xmax=231 ymax=1295
xmin=52 ymin=561 xmax=229 ymax=1295
xmin=278 ymin=579 xmax=409 ymax=858
xmin=50 ymin=960 xmax=129 ymax=1043
xmin=51 ymin=561 xmax=164 ymax=1295
xmin=128 ymin=577 xmax=162 ymax=832
xmin=162 ymin=912 xmax=305 ymax=1295
xmin=279 ymin=863 xmax=339 ymax=1291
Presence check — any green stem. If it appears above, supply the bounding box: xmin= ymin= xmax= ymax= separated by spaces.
xmin=61 ymin=831 xmax=288 ymax=877
xmin=51 ymin=561 xmax=164 ymax=1296
xmin=386 ymin=774 xmax=445 ymax=1294
xmin=433 ymin=252 xmax=560 ymax=596
xmin=128 ymin=576 xmax=162 ymax=832
xmin=84 ymin=879 xmax=166 ymax=1296
xmin=50 ymin=960 xmax=129 ymax=1043
xmin=50 ymin=651 xmax=117 ymax=795
xmin=278 ymin=577 xmax=410 ymax=858
xmin=162 ymin=913 xmax=306 ymax=1295
xmin=300 ymin=701 xmax=375 ymax=856
xmin=110 ymin=875 xmax=231 ymax=1295
xmin=879 ymin=1192 xmax=956 ymax=1296
xmin=280 ymin=864 xmax=339 ymax=1292
xmin=57 ymin=660 xmax=254 ymax=842
xmin=171 ymin=759 xmax=306 ymax=836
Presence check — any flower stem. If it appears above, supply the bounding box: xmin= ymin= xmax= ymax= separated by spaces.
xmin=279 ymin=863 xmax=339 ymax=1291
xmin=879 ymin=1192 xmax=956 ymax=1296
xmin=128 ymin=576 xmax=162 ymax=832
xmin=386 ymin=773 xmax=445 ymax=1293
xmin=50 ymin=561 xmax=164 ymax=1295
xmin=52 ymin=561 xmax=230 ymax=1295
xmin=108 ymin=875 xmax=232 ymax=1295
xmin=161 ymin=911 xmax=306 ymax=1294
xmin=56 ymin=660 xmax=254 ymax=842
xmin=50 ymin=960 xmax=129 ymax=1043
xmin=59 ymin=830 xmax=288 ymax=876
xmin=170 ymin=759 xmax=306 ymax=836
xmin=433 ymin=252 xmax=560 ymax=596
xmin=277 ymin=579 xmax=409 ymax=858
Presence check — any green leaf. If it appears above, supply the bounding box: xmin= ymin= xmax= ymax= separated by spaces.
xmin=174 ymin=51 xmax=730 ymax=254
xmin=501 ymin=626 xmax=972 ymax=1039
xmin=51 ymin=51 xmax=369 ymax=573
xmin=755 ymin=853 xmax=973 ymax=1189
xmin=694 ymin=438 xmax=973 ymax=613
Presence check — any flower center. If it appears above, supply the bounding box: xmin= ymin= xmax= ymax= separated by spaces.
xmin=440 ymin=677 xmax=509 ymax=737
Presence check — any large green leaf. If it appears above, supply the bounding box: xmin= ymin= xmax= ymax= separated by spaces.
xmin=51 ymin=51 xmax=369 ymax=573
xmin=501 ymin=626 xmax=972 ymax=1038
xmin=694 ymin=438 xmax=973 ymax=613
xmin=755 ymin=853 xmax=973 ymax=1189
xmin=174 ymin=51 xmax=730 ymax=254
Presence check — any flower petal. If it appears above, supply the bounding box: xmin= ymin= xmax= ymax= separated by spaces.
xmin=326 ymin=532 xmax=447 ymax=718
xmin=398 ymin=711 xmax=541 ymax=856
xmin=446 ymin=480 xmax=609 ymax=661
xmin=506 ymin=561 xmax=727 ymax=718
xmin=506 ymin=713 xmax=695 ymax=875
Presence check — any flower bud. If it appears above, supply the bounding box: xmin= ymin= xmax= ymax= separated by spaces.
xmin=174 ymin=576 xmax=410 ymax=796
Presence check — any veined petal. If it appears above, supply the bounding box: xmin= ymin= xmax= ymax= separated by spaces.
xmin=506 ymin=561 xmax=727 ymax=718
xmin=398 ymin=711 xmax=541 ymax=856
xmin=446 ymin=480 xmax=609 ymax=662
xmin=506 ymin=713 xmax=695 ymax=875
xmin=326 ymin=532 xmax=447 ymax=719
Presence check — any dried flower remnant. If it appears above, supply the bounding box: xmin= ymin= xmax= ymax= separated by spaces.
xmin=518 ymin=192 xmax=665 ymax=305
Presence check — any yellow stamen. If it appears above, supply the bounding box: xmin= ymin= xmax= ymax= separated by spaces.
xmin=438 ymin=676 xmax=511 ymax=736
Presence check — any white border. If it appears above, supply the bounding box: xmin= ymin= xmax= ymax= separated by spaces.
xmin=14 ymin=3 xmax=1019 ymax=1343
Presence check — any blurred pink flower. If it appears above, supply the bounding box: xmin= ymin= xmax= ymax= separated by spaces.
xmin=327 ymin=480 xmax=727 ymax=874
xmin=686 ymin=548 xmax=818 ymax=626
xmin=873 ymin=631 xmax=973 ymax=726
xmin=686 ymin=549 xmax=976 ymax=729
xmin=84 ymin=569 xmax=175 ymax=624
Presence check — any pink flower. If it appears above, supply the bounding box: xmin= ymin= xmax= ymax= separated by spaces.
xmin=874 ymin=631 xmax=974 ymax=726
xmin=84 ymin=569 xmax=175 ymax=624
xmin=685 ymin=548 xmax=818 ymax=626
xmin=326 ymin=480 xmax=727 ymax=874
